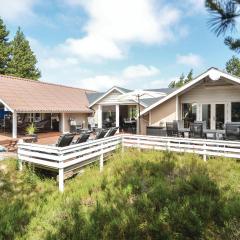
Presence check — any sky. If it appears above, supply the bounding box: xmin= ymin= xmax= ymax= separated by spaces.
xmin=0 ymin=0 xmax=235 ymax=91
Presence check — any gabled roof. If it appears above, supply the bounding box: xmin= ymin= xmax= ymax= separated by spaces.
xmin=88 ymin=86 xmax=139 ymax=107
xmin=0 ymin=75 xmax=94 ymax=113
xmin=88 ymin=86 xmax=174 ymax=107
xmin=141 ymin=67 xmax=240 ymax=116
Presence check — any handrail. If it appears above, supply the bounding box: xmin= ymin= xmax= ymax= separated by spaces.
xmin=18 ymin=134 xmax=240 ymax=192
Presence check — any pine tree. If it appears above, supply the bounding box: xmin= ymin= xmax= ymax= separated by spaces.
xmin=7 ymin=27 xmax=41 ymax=80
xmin=0 ymin=18 xmax=10 ymax=74
xmin=168 ymin=70 xmax=194 ymax=88
xmin=226 ymin=56 xmax=240 ymax=77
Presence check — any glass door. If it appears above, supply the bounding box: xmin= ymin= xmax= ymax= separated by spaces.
xmin=215 ymin=104 xmax=225 ymax=130
xmin=202 ymin=104 xmax=211 ymax=129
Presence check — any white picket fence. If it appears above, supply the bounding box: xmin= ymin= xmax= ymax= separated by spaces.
xmin=18 ymin=134 xmax=240 ymax=191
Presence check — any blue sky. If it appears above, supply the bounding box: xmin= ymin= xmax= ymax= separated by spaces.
xmin=0 ymin=0 xmax=234 ymax=91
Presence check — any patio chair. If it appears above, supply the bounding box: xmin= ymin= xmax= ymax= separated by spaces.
xmin=105 ymin=127 xmax=119 ymax=137
xmin=172 ymin=120 xmax=184 ymax=137
xmin=189 ymin=122 xmax=203 ymax=138
xmin=95 ymin=129 xmax=108 ymax=140
xmin=166 ymin=122 xmax=174 ymax=137
xmin=74 ymin=133 xmax=90 ymax=144
xmin=56 ymin=133 xmax=75 ymax=147
xmin=225 ymin=122 xmax=240 ymax=141
xmin=35 ymin=119 xmax=51 ymax=132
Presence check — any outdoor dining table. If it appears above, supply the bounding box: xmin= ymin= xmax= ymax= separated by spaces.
xmin=178 ymin=128 xmax=190 ymax=138
xmin=203 ymin=129 xmax=225 ymax=140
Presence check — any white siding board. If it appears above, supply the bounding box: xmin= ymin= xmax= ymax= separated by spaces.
xmin=98 ymin=90 xmax=135 ymax=105
xmin=180 ymin=84 xmax=240 ymax=103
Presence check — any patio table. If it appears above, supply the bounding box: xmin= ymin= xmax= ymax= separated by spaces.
xmin=203 ymin=129 xmax=225 ymax=140
xmin=178 ymin=128 xmax=190 ymax=138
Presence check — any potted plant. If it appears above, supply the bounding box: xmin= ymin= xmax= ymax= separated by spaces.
xmin=25 ymin=123 xmax=37 ymax=142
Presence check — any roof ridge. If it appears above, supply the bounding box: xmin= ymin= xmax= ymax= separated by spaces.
xmin=0 ymin=74 xmax=96 ymax=93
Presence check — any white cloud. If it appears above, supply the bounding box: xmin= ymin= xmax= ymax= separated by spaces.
xmin=180 ymin=0 xmax=205 ymax=13
xmin=176 ymin=53 xmax=203 ymax=67
xmin=0 ymin=0 xmax=38 ymax=22
xmin=78 ymin=75 xmax=124 ymax=91
xmin=186 ymin=0 xmax=205 ymax=11
xmin=122 ymin=65 xmax=160 ymax=79
xmin=62 ymin=0 xmax=181 ymax=60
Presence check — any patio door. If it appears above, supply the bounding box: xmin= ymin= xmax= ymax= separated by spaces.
xmin=201 ymin=103 xmax=226 ymax=129
xmin=215 ymin=104 xmax=225 ymax=130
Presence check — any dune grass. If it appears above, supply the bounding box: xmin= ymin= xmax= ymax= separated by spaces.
xmin=0 ymin=149 xmax=240 ymax=240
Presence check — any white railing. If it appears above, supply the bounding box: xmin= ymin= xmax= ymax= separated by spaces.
xmin=18 ymin=134 xmax=240 ymax=191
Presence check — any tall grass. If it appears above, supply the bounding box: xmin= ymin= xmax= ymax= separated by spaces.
xmin=0 ymin=150 xmax=240 ymax=240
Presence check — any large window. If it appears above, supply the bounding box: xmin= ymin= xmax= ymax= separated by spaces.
xmin=102 ymin=105 xmax=116 ymax=128
xmin=182 ymin=103 xmax=197 ymax=128
xmin=232 ymin=102 xmax=240 ymax=122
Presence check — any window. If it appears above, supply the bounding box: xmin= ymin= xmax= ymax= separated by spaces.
xmin=128 ymin=106 xmax=137 ymax=119
xmin=182 ymin=103 xmax=197 ymax=128
xmin=232 ymin=102 xmax=240 ymax=122
xmin=102 ymin=105 xmax=116 ymax=128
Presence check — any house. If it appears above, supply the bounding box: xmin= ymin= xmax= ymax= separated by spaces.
xmin=0 ymin=75 xmax=94 ymax=138
xmin=141 ymin=67 xmax=240 ymax=132
xmin=87 ymin=86 xmax=175 ymax=134
xmin=1 ymin=67 xmax=240 ymax=139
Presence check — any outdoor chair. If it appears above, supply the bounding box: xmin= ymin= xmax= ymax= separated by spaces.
xmin=105 ymin=127 xmax=119 ymax=137
xmin=225 ymin=122 xmax=240 ymax=141
xmin=95 ymin=129 xmax=108 ymax=140
xmin=55 ymin=133 xmax=75 ymax=147
xmin=166 ymin=122 xmax=174 ymax=137
xmin=74 ymin=133 xmax=90 ymax=144
xmin=35 ymin=119 xmax=51 ymax=132
xmin=172 ymin=120 xmax=184 ymax=137
xmin=189 ymin=122 xmax=203 ymax=138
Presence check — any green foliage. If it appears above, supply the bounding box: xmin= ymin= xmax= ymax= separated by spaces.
xmin=25 ymin=122 xmax=37 ymax=135
xmin=168 ymin=69 xmax=193 ymax=88
xmin=0 ymin=151 xmax=240 ymax=239
xmin=226 ymin=55 xmax=240 ymax=77
xmin=0 ymin=17 xmax=10 ymax=74
xmin=7 ymin=27 xmax=41 ymax=80
xmin=206 ymin=0 xmax=240 ymax=52
xmin=0 ymin=18 xmax=40 ymax=79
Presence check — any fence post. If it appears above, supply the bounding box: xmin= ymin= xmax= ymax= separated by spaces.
xmin=137 ymin=137 xmax=141 ymax=151
xmin=17 ymin=139 xmax=24 ymax=171
xmin=203 ymin=143 xmax=207 ymax=162
xmin=121 ymin=135 xmax=124 ymax=153
xmin=166 ymin=140 xmax=170 ymax=151
xmin=58 ymin=151 xmax=64 ymax=192
xmin=100 ymin=142 xmax=104 ymax=172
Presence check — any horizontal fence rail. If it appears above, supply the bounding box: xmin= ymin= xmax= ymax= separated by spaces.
xmin=18 ymin=134 xmax=240 ymax=191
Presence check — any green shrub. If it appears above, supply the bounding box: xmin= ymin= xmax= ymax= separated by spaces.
xmin=0 ymin=150 xmax=239 ymax=240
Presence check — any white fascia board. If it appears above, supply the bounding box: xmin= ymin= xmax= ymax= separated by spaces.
xmin=0 ymin=99 xmax=14 ymax=113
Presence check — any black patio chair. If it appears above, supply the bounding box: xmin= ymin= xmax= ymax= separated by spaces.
xmin=172 ymin=120 xmax=183 ymax=137
xmin=225 ymin=122 xmax=240 ymax=141
xmin=105 ymin=127 xmax=119 ymax=137
xmin=166 ymin=122 xmax=174 ymax=137
xmin=189 ymin=122 xmax=203 ymax=138
xmin=56 ymin=133 xmax=75 ymax=147
xmin=95 ymin=129 xmax=108 ymax=140
xmin=74 ymin=133 xmax=90 ymax=144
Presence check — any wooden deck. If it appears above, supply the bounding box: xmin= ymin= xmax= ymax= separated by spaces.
xmin=0 ymin=132 xmax=61 ymax=151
